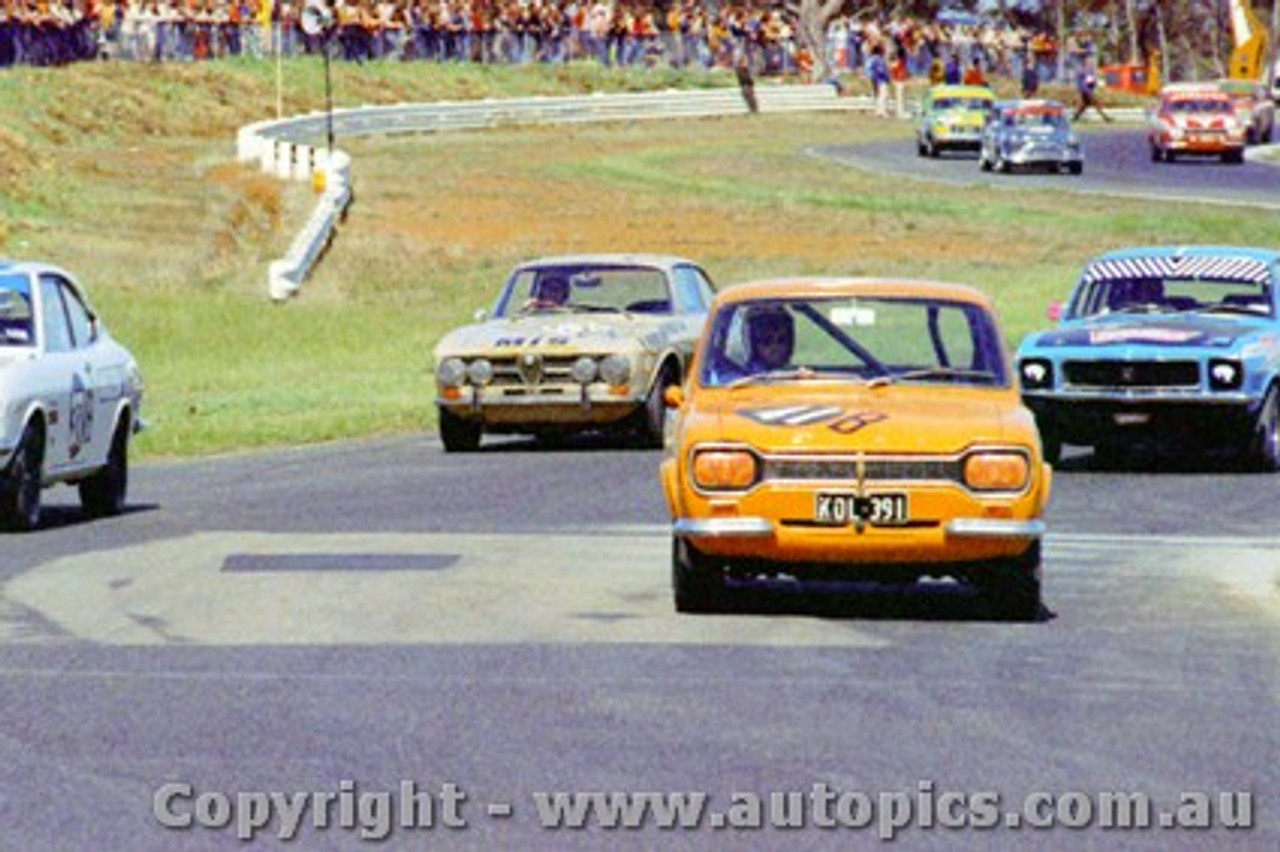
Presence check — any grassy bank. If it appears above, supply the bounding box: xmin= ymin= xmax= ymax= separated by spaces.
xmin=1 ymin=60 xmax=1273 ymax=458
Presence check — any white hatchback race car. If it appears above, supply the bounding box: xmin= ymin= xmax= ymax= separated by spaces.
xmin=0 ymin=260 xmax=145 ymax=531
xmin=433 ymin=254 xmax=716 ymax=451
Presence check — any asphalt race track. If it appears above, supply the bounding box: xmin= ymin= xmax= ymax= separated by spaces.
xmin=3 ymin=114 xmax=1279 ymax=850
xmin=1 ymin=435 xmax=1277 ymax=850
xmin=811 ymin=125 xmax=1280 ymax=209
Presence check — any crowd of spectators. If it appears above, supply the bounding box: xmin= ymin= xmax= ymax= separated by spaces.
xmin=1 ymin=0 xmax=1097 ymax=90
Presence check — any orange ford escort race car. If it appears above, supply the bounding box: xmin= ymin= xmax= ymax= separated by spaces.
xmin=660 ymin=278 xmax=1051 ymax=620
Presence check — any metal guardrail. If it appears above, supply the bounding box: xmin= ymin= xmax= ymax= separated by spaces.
xmin=237 ymin=84 xmax=861 ymax=300
xmin=236 ymin=86 xmax=1145 ymax=300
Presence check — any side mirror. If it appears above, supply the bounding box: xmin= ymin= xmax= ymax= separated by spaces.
xmin=1047 ymin=301 xmax=1063 ymax=322
xmin=663 ymin=385 xmax=684 ymax=409
xmin=473 ymin=308 xmax=487 ymax=322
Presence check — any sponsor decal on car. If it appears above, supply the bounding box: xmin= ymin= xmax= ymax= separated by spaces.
xmin=1087 ymin=327 xmax=1203 ymax=345
xmin=740 ymin=406 xmax=888 ymax=434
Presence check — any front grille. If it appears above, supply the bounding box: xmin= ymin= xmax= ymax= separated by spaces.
xmin=764 ymin=457 xmax=964 ymax=484
xmin=489 ymin=355 xmax=585 ymax=388
xmin=1063 ymin=360 xmax=1199 ymax=389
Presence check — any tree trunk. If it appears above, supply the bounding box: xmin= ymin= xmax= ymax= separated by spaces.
xmin=1056 ymin=0 xmax=1067 ymax=82
xmin=787 ymin=0 xmax=845 ymax=82
xmin=1124 ymin=0 xmax=1140 ymax=63
xmin=1156 ymin=2 xmax=1169 ymax=82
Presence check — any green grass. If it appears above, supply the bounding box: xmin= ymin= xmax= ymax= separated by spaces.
xmin=2 ymin=61 xmax=1276 ymax=459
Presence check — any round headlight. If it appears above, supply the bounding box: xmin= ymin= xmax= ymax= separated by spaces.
xmin=599 ymin=354 xmax=631 ymax=386
xmin=1019 ymin=358 xmax=1053 ymax=390
xmin=467 ymin=359 xmax=494 ymax=386
xmin=1208 ymin=358 xmax=1243 ymax=391
xmin=438 ymin=357 xmax=467 ymax=387
xmin=570 ymin=356 xmax=598 ymax=385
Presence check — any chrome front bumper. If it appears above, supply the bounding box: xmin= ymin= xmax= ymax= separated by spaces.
xmin=673 ymin=517 xmax=1045 ymax=539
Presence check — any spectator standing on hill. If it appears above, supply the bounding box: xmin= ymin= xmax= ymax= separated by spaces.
xmin=943 ymin=52 xmax=961 ymax=84
xmin=928 ymin=55 xmax=944 ymax=85
xmin=867 ymin=43 xmax=890 ymax=117
xmin=962 ymin=56 xmax=986 ymax=85
xmin=1072 ymin=63 xmax=1112 ymax=122
xmin=889 ymin=47 xmax=909 ymax=118
xmin=1020 ymin=53 xmax=1039 ymax=98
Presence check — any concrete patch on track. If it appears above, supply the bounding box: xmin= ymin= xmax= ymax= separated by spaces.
xmin=4 ymin=531 xmax=1276 ymax=646
xmin=2 ymin=531 xmax=891 ymax=648
xmin=1050 ymin=532 xmax=1280 ymax=619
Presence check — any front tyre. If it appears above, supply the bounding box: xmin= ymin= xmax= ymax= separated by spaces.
xmin=979 ymin=541 xmax=1042 ymax=622
xmin=79 ymin=417 xmax=130 ymax=518
xmin=1 ymin=422 xmax=44 ymax=533
xmin=1245 ymin=387 xmax=1280 ymax=472
xmin=438 ymin=407 xmax=482 ymax=453
xmin=672 ymin=538 xmax=724 ymax=614
xmin=1039 ymin=428 xmax=1062 ymax=466
xmin=638 ymin=363 xmax=676 ymax=449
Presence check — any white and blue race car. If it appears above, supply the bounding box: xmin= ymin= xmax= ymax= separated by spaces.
xmin=0 ymin=260 xmax=145 ymax=530
xmin=1015 ymin=245 xmax=1280 ymax=468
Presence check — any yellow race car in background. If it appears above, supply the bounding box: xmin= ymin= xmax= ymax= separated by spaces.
xmin=916 ymin=84 xmax=997 ymax=157
xmin=661 ymin=278 xmax=1051 ymax=620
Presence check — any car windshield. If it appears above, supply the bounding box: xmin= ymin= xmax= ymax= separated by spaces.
xmin=934 ymin=97 xmax=991 ymax=111
xmin=1010 ymin=109 xmax=1066 ymax=128
xmin=1167 ymin=98 xmax=1231 ymax=113
xmin=698 ymin=296 xmax=1009 ymax=388
xmin=0 ymin=275 xmax=35 ymax=347
xmin=493 ymin=265 xmax=673 ymax=317
xmin=1069 ymin=275 xmax=1275 ymax=318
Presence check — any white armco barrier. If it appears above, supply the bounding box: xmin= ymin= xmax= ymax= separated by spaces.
xmin=240 ymin=84 xmax=865 ymax=298
xmin=268 ymin=149 xmax=352 ymax=302
xmin=238 ymin=86 xmax=861 ymax=300
xmin=242 ymin=86 xmax=1143 ymax=299
xmin=240 ymin=86 xmax=863 ymax=299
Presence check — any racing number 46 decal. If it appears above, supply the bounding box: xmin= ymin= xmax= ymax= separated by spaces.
xmin=828 ymin=411 xmax=889 ymax=435
xmin=741 ymin=406 xmax=888 ymax=434
xmin=67 ymin=372 xmax=94 ymax=460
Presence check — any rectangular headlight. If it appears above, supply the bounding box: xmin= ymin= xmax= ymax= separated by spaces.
xmin=692 ymin=449 xmax=759 ymax=491
xmin=964 ymin=452 xmax=1030 ymax=492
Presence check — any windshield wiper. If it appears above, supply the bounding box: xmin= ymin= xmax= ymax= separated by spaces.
xmin=727 ymin=367 xmax=895 ymax=389
xmin=1111 ymin=302 xmax=1175 ymax=314
xmin=1200 ymin=303 xmax=1268 ymax=316
xmin=570 ymin=303 xmax=624 ymax=314
xmin=726 ymin=367 xmax=822 ymax=388
xmin=890 ymin=367 xmax=998 ymax=385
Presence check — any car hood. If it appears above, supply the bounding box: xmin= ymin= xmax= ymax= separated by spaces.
xmin=932 ymin=109 xmax=986 ymax=127
xmin=1001 ymin=126 xmax=1068 ymax=142
xmin=1164 ymin=113 xmax=1236 ymax=132
xmin=0 ymin=349 xmax=36 ymax=371
xmin=682 ymin=384 xmax=1027 ymax=455
xmin=435 ymin=312 xmax=668 ymax=357
xmin=1024 ymin=313 xmax=1264 ymax=351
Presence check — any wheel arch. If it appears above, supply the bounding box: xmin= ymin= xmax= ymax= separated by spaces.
xmin=642 ymin=350 xmax=684 ymax=396
xmin=8 ymin=401 xmax=48 ymax=457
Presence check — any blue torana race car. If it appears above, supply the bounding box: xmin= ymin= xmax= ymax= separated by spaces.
xmin=1016 ymin=245 xmax=1280 ymax=468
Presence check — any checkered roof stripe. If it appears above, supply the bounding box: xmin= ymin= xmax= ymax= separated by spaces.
xmin=1083 ymin=255 xmax=1272 ymax=284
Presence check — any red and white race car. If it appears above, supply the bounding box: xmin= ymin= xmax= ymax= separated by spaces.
xmin=1148 ymin=83 xmax=1246 ymax=164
